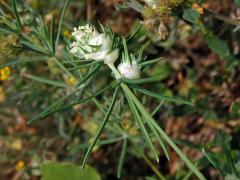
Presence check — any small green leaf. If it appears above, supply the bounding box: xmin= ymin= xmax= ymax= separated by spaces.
xmin=230 ymin=102 xmax=240 ymax=115
xmin=40 ymin=162 xmax=101 ymax=180
xmin=204 ymin=34 xmax=230 ymax=56
xmin=183 ymin=9 xmax=200 ymax=24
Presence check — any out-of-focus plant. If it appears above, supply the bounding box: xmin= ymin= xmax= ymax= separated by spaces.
xmin=0 ymin=0 xmax=207 ymax=179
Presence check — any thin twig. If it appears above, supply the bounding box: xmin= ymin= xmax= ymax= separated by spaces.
xmin=204 ymin=9 xmax=240 ymax=26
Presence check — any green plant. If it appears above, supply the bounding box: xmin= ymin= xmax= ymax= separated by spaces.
xmin=5 ymin=0 xmax=240 ymax=179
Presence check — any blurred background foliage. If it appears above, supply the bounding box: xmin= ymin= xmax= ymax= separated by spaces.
xmin=0 ymin=0 xmax=240 ymax=179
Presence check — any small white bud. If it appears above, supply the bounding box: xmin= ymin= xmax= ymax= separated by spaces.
xmin=117 ymin=61 xmax=140 ymax=79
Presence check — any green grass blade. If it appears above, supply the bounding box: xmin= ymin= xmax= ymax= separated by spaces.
xmin=55 ymin=0 xmax=69 ymax=50
xmin=0 ymin=57 xmax=47 ymax=69
xmin=141 ymin=107 xmax=205 ymax=180
xmin=202 ymin=148 xmax=225 ymax=175
xmin=23 ymin=74 xmax=70 ymax=88
xmin=151 ymin=101 xmax=164 ymax=116
xmin=222 ymin=146 xmax=239 ymax=177
xmin=117 ymin=138 xmax=127 ymax=178
xmin=69 ymin=136 xmax=125 ymax=151
xmin=139 ymin=57 xmax=165 ymax=67
xmin=123 ymin=84 xmax=169 ymax=161
xmin=67 ymin=61 xmax=100 ymax=71
xmin=76 ymin=63 xmax=102 ymax=87
xmin=40 ymin=80 xmax=120 ymax=119
xmin=132 ymin=142 xmax=166 ymax=180
xmin=28 ymin=89 xmax=79 ymax=124
xmin=121 ymin=83 xmax=206 ymax=180
xmin=123 ymin=85 xmax=159 ymax=163
xmin=50 ymin=15 xmax=55 ymax=55
xmin=10 ymin=0 xmax=22 ymax=30
xmin=0 ymin=26 xmax=18 ymax=34
xmin=135 ymin=87 xmax=193 ymax=105
xmin=53 ymin=57 xmax=75 ymax=78
xmin=81 ymin=87 xmax=119 ymax=169
xmin=20 ymin=39 xmax=49 ymax=56
xmin=142 ymin=114 xmax=170 ymax=161
xmin=126 ymin=24 xmax=142 ymax=42
xmin=123 ymin=73 xmax=166 ymax=84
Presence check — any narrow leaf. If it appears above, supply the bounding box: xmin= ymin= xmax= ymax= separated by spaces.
xmin=23 ymin=74 xmax=70 ymax=88
xmin=10 ymin=0 xmax=22 ymax=30
xmin=135 ymin=87 xmax=193 ymax=105
xmin=81 ymin=87 xmax=119 ymax=168
xmin=117 ymin=138 xmax=128 ymax=178
xmin=121 ymin=83 xmax=206 ymax=180
xmin=55 ymin=0 xmax=69 ymax=49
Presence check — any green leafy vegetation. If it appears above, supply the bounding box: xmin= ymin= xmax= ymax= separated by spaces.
xmin=0 ymin=0 xmax=239 ymax=179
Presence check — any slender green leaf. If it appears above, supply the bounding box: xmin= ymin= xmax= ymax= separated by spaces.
xmin=139 ymin=57 xmax=165 ymax=67
xmin=28 ymin=89 xmax=79 ymax=124
xmin=0 ymin=57 xmax=47 ymax=69
xmin=50 ymin=15 xmax=56 ymax=54
xmin=202 ymin=148 xmax=225 ymax=175
xmin=81 ymin=87 xmax=119 ymax=169
xmin=40 ymin=80 xmax=120 ymax=119
xmin=135 ymin=87 xmax=193 ymax=105
xmin=127 ymin=24 xmax=142 ymax=42
xmin=24 ymin=74 xmax=70 ymax=88
xmin=55 ymin=0 xmax=69 ymax=49
xmin=121 ymin=83 xmax=206 ymax=180
xmin=0 ymin=26 xmax=18 ymax=34
xmin=123 ymin=84 xmax=169 ymax=161
xmin=10 ymin=0 xmax=22 ymax=30
xmin=68 ymin=61 xmax=100 ymax=71
xmin=69 ymin=136 xmax=124 ymax=151
xmin=123 ymin=85 xmax=159 ymax=162
xmin=117 ymin=138 xmax=128 ymax=178
xmin=76 ymin=63 xmax=102 ymax=87
xmin=123 ymin=73 xmax=166 ymax=84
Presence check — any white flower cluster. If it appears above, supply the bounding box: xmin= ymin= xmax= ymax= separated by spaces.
xmin=70 ymin=24 xmax=141 ymax=80
xmin=70 ymin=25 xmax=119 ymax=65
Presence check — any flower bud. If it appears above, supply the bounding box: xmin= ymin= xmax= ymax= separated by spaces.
xmin=118 ymin=61 xmax=140 ymax=79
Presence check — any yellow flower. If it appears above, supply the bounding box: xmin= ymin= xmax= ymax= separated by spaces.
xmin=0 ymin=66 xmax=11 ymax=81
xmin=192 ymin=3 xmax=204 ymax=14
xmin=63 ymin=30 xmax=71 ymax=38
xmin=66 ymin=76 xmax=77 ymax=86
xmin=15 ymin=160 xmax=25 ymax=171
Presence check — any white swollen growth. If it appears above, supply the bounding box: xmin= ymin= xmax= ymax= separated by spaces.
xmin=70 ymin=24 xmax=119 ymax=65
xmin=118 ymin=60 xmax=140 ymax=80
